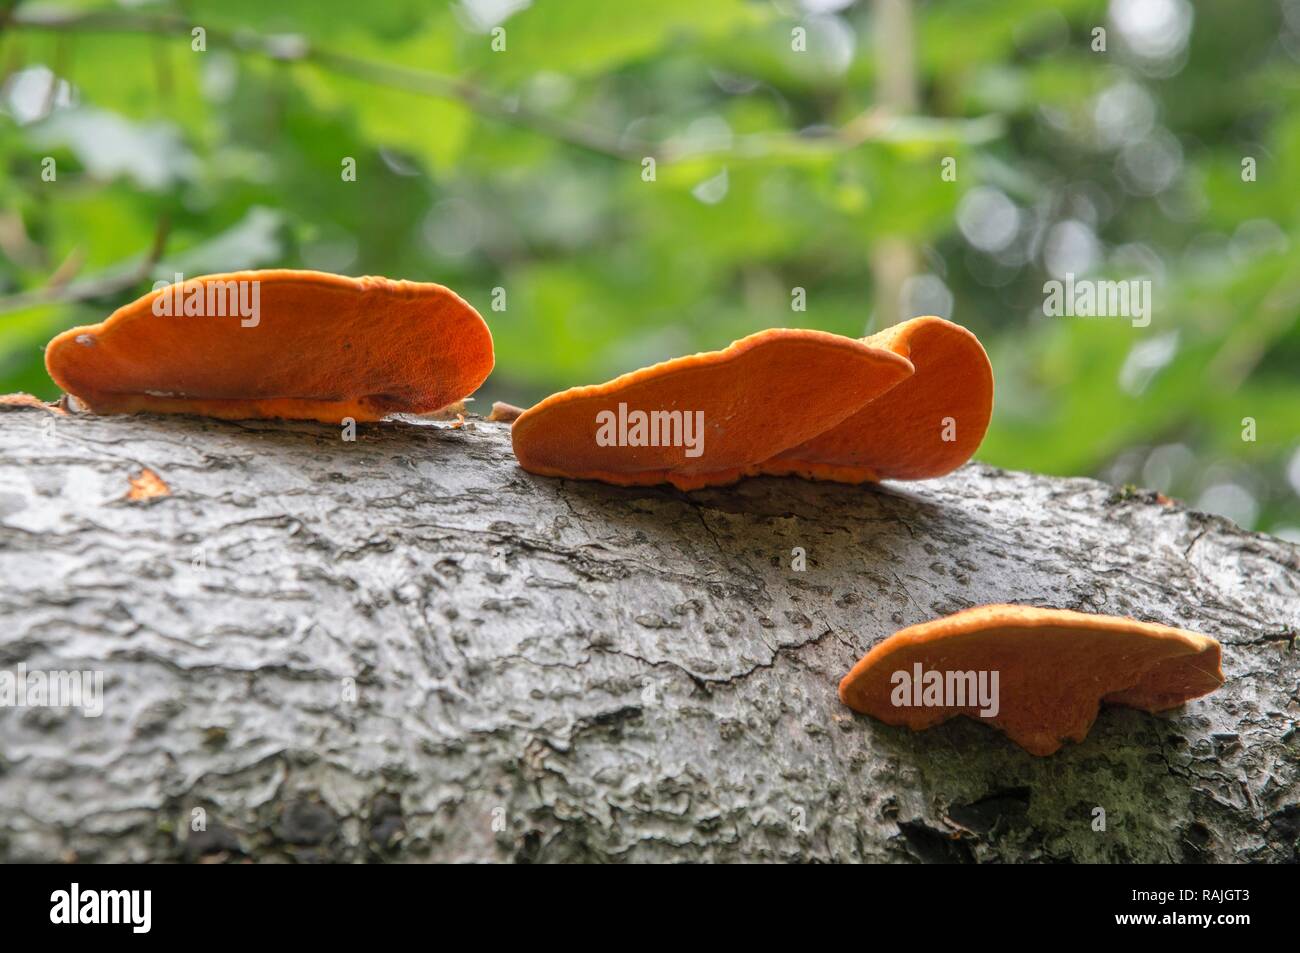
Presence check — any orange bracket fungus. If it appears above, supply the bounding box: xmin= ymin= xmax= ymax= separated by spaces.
xmin=838 ymin=605 xmax=1224 ymax=756
xmin=762 ymin=316 xmax=993 ymax=482
xmin=511 ymin=328 xmax=915 ymax=490
xmin=511 ymin=316 xmax=991 ymax=489
xmin=45 ymin=270 xmax=493 ymax=423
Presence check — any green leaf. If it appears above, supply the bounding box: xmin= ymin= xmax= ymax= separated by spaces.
xmin=459 ymin=0 xmax=766 ymax=82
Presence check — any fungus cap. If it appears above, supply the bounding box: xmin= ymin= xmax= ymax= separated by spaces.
xmin=762 ymin=317 xmax=993 ymax=482
xmin=510 ymin=328 xmax=915 ymax=490
xmin=838 ymin=605 xmax=1224 ymax=756
xmin=45 ymin=270 xmax=493 ymax=423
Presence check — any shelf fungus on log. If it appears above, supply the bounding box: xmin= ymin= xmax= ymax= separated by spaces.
xmin=44 ymin=270 xmax=493 ymax=423
xmin=761 ymin=317 xmax=993 ymax=482
xmin=838 ymin=605 xmax=1225 ymax=756
xmin=510 ymin=317 xmax=991 ymax=489
xmin=511 ymin=328 xmax=915 ymax=490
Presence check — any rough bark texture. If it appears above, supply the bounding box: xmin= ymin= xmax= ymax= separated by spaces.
xmin=0 ymin=405 xmax=1296 ymax=863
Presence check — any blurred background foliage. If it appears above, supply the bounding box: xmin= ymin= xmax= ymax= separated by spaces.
xmin=1 ymin=0 xmax=1298 ymax=537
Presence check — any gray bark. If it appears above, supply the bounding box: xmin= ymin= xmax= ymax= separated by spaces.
xmin=0 ymin=404 xmax=1296 ymax=863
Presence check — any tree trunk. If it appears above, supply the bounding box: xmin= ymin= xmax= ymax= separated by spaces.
xmin=0 ymin=405 xmax=1296 ymax=863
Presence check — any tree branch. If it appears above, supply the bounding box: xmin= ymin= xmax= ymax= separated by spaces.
xmin=0 ymin=215 xmax=169 ymax=315
xmin=6 ymin=6 xmax=1000 ymax=165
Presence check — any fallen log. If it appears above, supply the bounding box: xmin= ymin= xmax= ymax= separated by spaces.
xmin=0 ymin=405 xmax=1295 ymax=862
